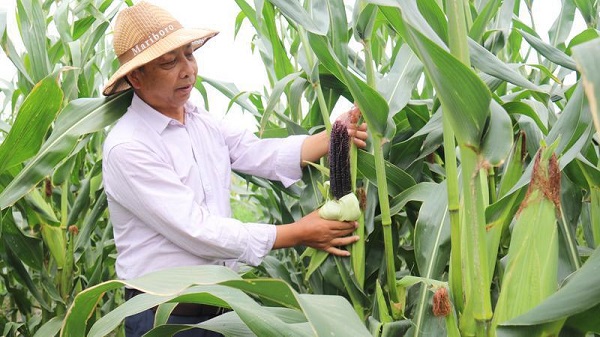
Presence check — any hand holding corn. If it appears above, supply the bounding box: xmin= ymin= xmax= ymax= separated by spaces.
xmin=300 ymin=105 xmax=367 ymax=166
xmin=273 ymin=211 xmax=359 ymax=256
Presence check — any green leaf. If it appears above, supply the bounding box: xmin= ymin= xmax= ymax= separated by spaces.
xmin=566 ymin=28 xmax=600 ymax=55
xmin=197 ymin=76 xmax=259 ymax=117
xmin=62 ymin=265 xmax=369 ymax=337
xmin=25 ymin=187 xmax=59 ymax=223
xmin=468 ymin=39 xmax=542 ymax=92
xmin=378 ymin=44 xmax=423 ymax=115
xmin=546 ymin=84 xmax=593 ymax=165
xmin=16 ymin=0 xmax=51 ymax=82
xmin=548 ymin=0 xmax=576 ymax=47
xmin=387 ymin=182 xmax=437 ymax=218
xmin=1 ymin=211 xmax=43 ymax=270
xmin=266 ymin=0 xmax=327 ymax=35
xmin=481 ymin=101 xmax=513 ymax=166
xmin=498 ymin=246 xmax=600 ymax=332
xmin=397 ymin=14 xmax=491 ymax=148
xmin=0 ymin=74 xmax=63 ymax=173
xmin=33 ymin=316 xmax=63 ymax=337
xmin=298 ymin=293 xmax=371 ymax=336
xmin=261 ymin=72 xmax=302 ymax=135
xmin=0 ymin=91 xmax=131 ymax=210
xmin=4 ymin=242 xmax=51 ymax=311
xmin=415 ymin=0 xmax=448 ymax=45
xmin=409 ymin=182 xmax=450 ymax=337
xmin=74 ymin=190 xmax=107 ymax=255
xmin=320 ymin=0 xmax=348 ymax=66
xmin=573 ymin=0 xmax=596 ymax=27
xmin=572 ymin=38 xmax=600 ymax=139
xmin=356 ymin=150 xmax=416 ymax=196
xmin=352 ymin=3 xmax=377 ymax=41
xmin=503 ymin=101 xmax=548 ymax=135
xmin=260 ymin=2 xmax=297 ymax=81
xmin=469 ymin=0 xmax=503 ymax=43
xmin=307 ymin=33 xmax=389 ymax=136
xmin=519 ymin=29 xmax=577 ymax=70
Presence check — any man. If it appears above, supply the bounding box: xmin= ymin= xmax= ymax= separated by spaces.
xmin=102 ymin=2 xmax=368 ymax=336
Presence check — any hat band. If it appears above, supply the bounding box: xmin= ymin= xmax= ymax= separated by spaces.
xmin=118 ymin=21 xmax=183 ymax=65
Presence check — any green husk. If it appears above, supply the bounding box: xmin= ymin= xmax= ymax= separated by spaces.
xmin=319 ymin=192 xmax=361 ymax=221
xmin=491 ymin=145 xmax=561 ymax=329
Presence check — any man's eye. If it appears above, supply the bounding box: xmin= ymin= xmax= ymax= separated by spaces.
xmin=162 ymin=59 xmax=176 ymax=66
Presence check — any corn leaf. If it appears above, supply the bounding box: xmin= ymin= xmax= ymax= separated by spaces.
xmin=572 ymin=38 xmax=600 ymax=138
xmin=395 ymin=13 xmax=491 ymax=148
xmin=197 ymin=76 xmax=260 ymax=117
xmin=497 ymin=246 xmax=600 ymax=335
xmin=266 ymin=0 xmax=327 ymax=35
xmin=147 ymin=307 xmax=309 ymax=337
xmin=307 ymin=32 xmax=390 ymax=136
xmin=33 ymin=316 xmax=63 ymax=337
xmin=481 ymin=101 xmax=513 ymax=166
xmin=468 ymin=39 xmax=542 ymax=92
xmin=377 ymin=44 xmax=423 ymax=115
xmin=519 ymin=29 xmax=577 ymax=70
xmin=406 ymin=182 xmax=450 ymax=337
xmin=546 ymin=85 xmax=592 ymax=164
xmin=1 ymin=210 xmax=43 ymax=270
xmin=356 ymin=150 xmax=416 ymax=196
xmin=0 ymin=90 xmax=132 ymax=210
xmin=0 ymin=74 xmax=62 ymax=174
xmin=62 ymin=265 xmax=369 ymax=337
xmin=387 ymin=182 xmax=437 ymax=218
xmin=16 ymin=0 xmax=51 ymax=82
xmin=469 ymin=0 xmax=503 ymax=42
xmin=503 ymin=101 xmax=548 ymax=135
xmin=318 ymin=0 xmax=348 ymax=66
xmin=261 ymin=72 xmax=303 ymax=136
xmin=548 ymin=0 xmax=576 ymax=47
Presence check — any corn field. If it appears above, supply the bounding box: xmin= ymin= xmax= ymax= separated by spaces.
xmin=1 ymin=0 xmax=600 ymax=336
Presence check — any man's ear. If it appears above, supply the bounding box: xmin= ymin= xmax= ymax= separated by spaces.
xmin=126 ymin=70 xmax=142 ymax=89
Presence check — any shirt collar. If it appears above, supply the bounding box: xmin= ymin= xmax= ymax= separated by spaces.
xmin=130 ymin=93 xmax=199 ymax=134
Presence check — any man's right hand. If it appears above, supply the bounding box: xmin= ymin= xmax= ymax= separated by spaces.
xmin=273 ymin=210 xmax=359 ymax=256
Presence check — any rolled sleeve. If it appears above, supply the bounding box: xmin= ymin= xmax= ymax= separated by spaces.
xmin=240 ymin=223 xmax=277 ymax=266
xmin=275 ymin=135 xmax=308 ymax=187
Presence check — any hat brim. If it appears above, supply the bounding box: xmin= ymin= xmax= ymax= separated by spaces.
xmin=102 ymin=28 xmax=218 ymax=96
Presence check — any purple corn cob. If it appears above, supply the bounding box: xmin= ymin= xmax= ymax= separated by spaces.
xmin=329 ymin=120 xmax=351 ymax=200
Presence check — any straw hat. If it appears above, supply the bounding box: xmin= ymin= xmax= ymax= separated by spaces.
xmin=102 ymin=1 xmax=218 ymax=96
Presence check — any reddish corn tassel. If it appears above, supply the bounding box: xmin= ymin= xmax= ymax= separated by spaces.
xmin=432 ymin=287 xmax=451 ymax=317
xmin=329 ymin=120 xmax=351 ymax=200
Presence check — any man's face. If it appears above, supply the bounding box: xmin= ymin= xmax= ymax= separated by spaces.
xmin=128 ymin=44 xmax=198 ymax=116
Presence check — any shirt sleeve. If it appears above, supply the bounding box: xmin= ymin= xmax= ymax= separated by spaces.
xmin=103 ymin=141 xmax=276 ymax=266
xmin=219 ymin=122 xmax=309 ymax=187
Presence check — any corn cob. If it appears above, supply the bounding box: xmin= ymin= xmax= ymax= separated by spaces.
xmin=492 ymin=145 xmax=560 ymax=329
xmin=319 ymin=120 xmax=360 ymax=221
xmin=329 ymin=120 xmax=352 ymax=200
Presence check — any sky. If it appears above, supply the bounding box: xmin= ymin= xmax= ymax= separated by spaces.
xmin=0 ymin=0 xmax=587 ymax=129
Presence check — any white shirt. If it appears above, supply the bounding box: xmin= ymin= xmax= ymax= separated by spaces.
xmin=102 ymin=94 xmax=307 ymax=280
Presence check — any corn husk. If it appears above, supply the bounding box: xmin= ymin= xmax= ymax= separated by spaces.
xmin=492 ymin=146 xmax=560 ymax=329
xmin=319 ymin=192 xmax=361 ymax=221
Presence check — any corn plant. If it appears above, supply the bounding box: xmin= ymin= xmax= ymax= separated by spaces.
xmin=0 ymin=0 xmax=130 ymax=335
xmin=3 ymin=0 xmax=600 ymax=336
xmin=198 ymin=0 xmax=600 ymax=336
